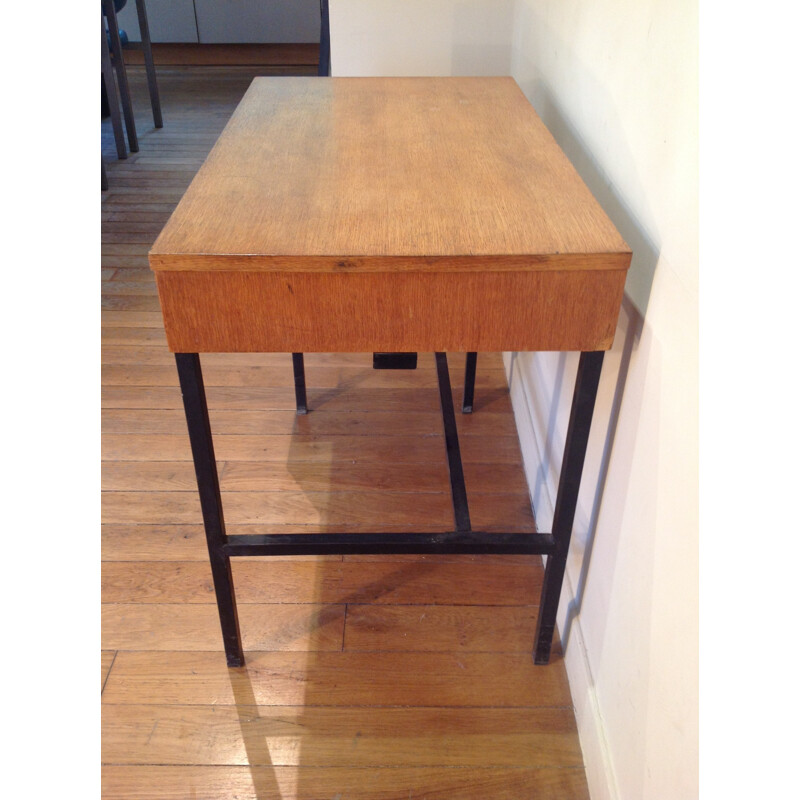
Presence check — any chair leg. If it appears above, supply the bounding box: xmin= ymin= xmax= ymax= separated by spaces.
xmin=318 ymin=0 xmax=331 ymax=76
xmin=101 ymin=10 xmax=127 ymax=160
xmin=103 ymin=0 xmax=139 ymax=153
xmin=462 ymin=352 xmax=477 ymax=413
xmin=135 ymin=0 xmax=163 ymax=128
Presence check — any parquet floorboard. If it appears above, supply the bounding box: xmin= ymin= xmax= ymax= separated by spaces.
xmin=101 ymin=65 xmax=587 ymax=800
xmin=102 ymin=766 xmax=589 ymax=800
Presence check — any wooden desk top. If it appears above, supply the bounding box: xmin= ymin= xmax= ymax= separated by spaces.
xmin=150 ymin=77 xmax=631 ymax=353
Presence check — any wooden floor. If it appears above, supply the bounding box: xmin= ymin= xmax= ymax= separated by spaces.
xmin=101 ymin=67 xmax=588 ymax=800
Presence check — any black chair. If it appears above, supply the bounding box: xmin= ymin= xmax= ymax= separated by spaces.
xmin=319 ymin=0 xmax=330 ymax=76
xmin=102 ymin=0 xmax=163 ymax=158
xmin=101 ymin=4 xmax=127 ymax=161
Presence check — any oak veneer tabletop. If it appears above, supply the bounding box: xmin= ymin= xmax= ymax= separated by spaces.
xmin=150 ymin=76 xmax=628 ymax=272
xmin=149 ymin=76 xmax=631 ymax=352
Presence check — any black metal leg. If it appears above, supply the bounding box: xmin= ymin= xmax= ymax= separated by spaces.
xmin=435 ymin=353 xmax=472 ymax=532
xmin=176 ymin=353 xmax=245 ymax=667
xmin=101 ymin=9 xmax=127 ymax=160
xmin=135 ymin=0 xmax=163 ymax=128
xmin=533 ymin=351 xmax=604 ymax=664
xmin=462 ymin=352 xmax=477 ymax=413
xmin=172 ymin=347 xmax=594 ymax=667
xmin=292 ymin=353 xmax=308 ymax=414
xmin=103 ymin=0 xmax=139 ymax=153
xmin=318 ymin=0 xmax=331 ymax=76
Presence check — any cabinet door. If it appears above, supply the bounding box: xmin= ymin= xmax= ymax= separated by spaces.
xmin=193 ymin=0 xmax=321 ymax=43
xmin=115 ymin=0 xmax=199 ymax=43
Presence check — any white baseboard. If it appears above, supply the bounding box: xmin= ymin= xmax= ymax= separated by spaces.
xmin=504 ymin=352 xmax=619 ymax=800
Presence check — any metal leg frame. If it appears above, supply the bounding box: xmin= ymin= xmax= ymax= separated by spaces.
xmin=176 ymin=354 xmax=244 ymax=667
xmin=435 ymin=353 xmax=471 ymax=532
xmin=177 ymin=351 xmax=604 ymax=667
xmin=533 ymin=351 xmax=604 ymax=664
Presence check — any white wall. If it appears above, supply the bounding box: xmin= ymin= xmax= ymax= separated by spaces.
xmin=330 ymin=2 xmax=698 ymax=799
xmin=331 ymin=0 xmax=515 ymax=76
xmin=508 ymin=3 xmax=698 ymax=799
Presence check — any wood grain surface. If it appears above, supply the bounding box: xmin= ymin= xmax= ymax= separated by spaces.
xmin=101 ymin=559 xmax=544 ymax=605
xmin=102 ymin=650 xmax=570 ymax=707
xmin=155 ymin=267 xmax=626 ymax=352
xmin=102 ymin=651 xmax=116 ymax=693
xmin=103 ymin=603 xmax=346 ymax=651
xmin=150 ymin=77 xmax=628 ymax=270
xmin=149 ymin=76 xmax=629 ymax=353
xmin=102 ymin=765 xmax=589 ymax=800
xmin=102 ymin=704 xmax=581 ymax=767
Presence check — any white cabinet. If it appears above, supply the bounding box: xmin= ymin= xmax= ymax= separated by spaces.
xmin=115 ymin=0 xmax=321 ymax=44
xmin=195 ymin=0 xmax=321 ymax=44
xmin=115 ymin=0 xmax=199 ymax=43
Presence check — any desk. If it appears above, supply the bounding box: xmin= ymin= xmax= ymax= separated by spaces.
xmin=149 ymin=77 xmax=631 ymax=667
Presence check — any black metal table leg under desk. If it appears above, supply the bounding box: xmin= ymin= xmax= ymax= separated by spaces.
xmin=176 ymin=353 xmax=245 ymax=667
xmin=533 ymin=351 xmax=604 ymax=665
xmin=462 ymin=352 xmax=478 ymax=413
xmin=172 ymin=349 xmax=593 ymax=668
xmin=292 ymin=353 xmax=308 ymax=414
xmin=435 ymin=353 xmax=472 ymax=533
